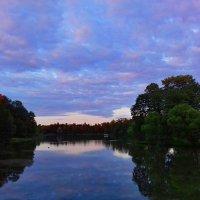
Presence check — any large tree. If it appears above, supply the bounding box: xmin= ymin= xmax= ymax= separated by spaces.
xmin=131 ymin=75 xmax=200 ymax=118
xmin=130 ymin=75 xmax=200 ymax=144
xmin=162 ymin=75 xmax=200 ymax=111
xmin=0 ymin=94 xmax=37 ymax=140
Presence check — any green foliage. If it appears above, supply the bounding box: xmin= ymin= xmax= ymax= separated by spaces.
xmin=127 ymin=116 xmax=145 ymax=141
xmin=130 ymin=75 xmax=200 ymax=145
xmin=41 ymin=118 xmax=132 ymax=141
xmin=131 ymin=75 xmax=200 ymax=118
xmin=141 ymin=112 xmax=162 ymax=143
xmin=10 ymin=101 xmax=37 ymax=137
xmin=131 ymin=94 xmax=149 ymax=117
xmin=0 ymin=105 xmax=14 ymax=141
xmin=162 ymin=75 xmax=200 ymax=111
xmin=0 ymin=94 xmax=37 ymax=142
xmin=127 ymin=121 xmax=137 ymax=140
xmin=167 ymin=104 xmax=200 ymax=144
xmin=11 ymin=137 xmax=34 ymax=143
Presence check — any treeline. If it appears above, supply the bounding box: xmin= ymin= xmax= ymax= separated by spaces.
xmin=129 ymin=75 xmax=200 ymax=145
xmin=40 ymin=118 xmax=131 ymax=140
xmin=0 ymin=94 xmax=37 ymax=142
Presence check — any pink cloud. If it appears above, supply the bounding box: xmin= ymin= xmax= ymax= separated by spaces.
xmin=0 ymin=13 xmax=14 ymax=32
xmin=1 ymin=0 xmax=200 ymax=124
xmin=73 ymin=26 xmax=92 ymax=43
xmin=36 ymin=112 xmax=112 ymax=125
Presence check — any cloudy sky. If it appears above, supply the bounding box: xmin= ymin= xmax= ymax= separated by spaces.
xmin=1 ymin=0 xmax=200 ymax=125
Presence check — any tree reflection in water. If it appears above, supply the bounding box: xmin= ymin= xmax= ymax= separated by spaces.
xmin=1 ymin=137 xmax=200 ymax=200
xmin=130 ymin=144 xmax=200 ymax=200
xmin=0 ymin=141 xmax=36 ymax=187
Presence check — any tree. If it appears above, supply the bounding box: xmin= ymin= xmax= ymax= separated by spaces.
xmin=162 ymin=75 xmax=198 ymax=90
xmin=141 ymin=112 xmax=162 ymax=143
xmin=167 ymin=104 xmax=200 ymax=144
xmin=146 ymin=83 xmax=162 ymax=113
xmin=27 ymin=111 xmax=37 ymax=136
xmin=130 ymin=75 xmax=200 ymax=144
xmin=162 ymin=75 xmax=200 ymax=111
xmin=10 ymin=101 xmax=37 ymax=137
xmin=131 ymin=75 xmax=200 ymax=119
xmin=0 ymin=105 xmax=14 ymax=141
xmin=0 ymin=94 xmax=37 ymax=140
xmin=131 ymin=83 xmax=162 ymax=118
xmin=131 ymin=94 xmax=150 ymax=117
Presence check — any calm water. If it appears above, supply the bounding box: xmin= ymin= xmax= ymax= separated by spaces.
xmin=0 ymin=139 xmax=200 ymax=200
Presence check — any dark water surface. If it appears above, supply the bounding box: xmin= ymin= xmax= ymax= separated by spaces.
xmin=0 ymin=139 xmax=200 ymax=200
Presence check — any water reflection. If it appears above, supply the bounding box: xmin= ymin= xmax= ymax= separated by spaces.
xmin=37 ymin=140 xmax=106 ymax=155
xmin=0 ymin=138 xmax=200 ymax=200
xmin=0 ymin=141 xmax=36 ymax=187
xmin=37 ymin=139 xmax=131 ymax=157
xmin=6 ymin=139 xmax=141 ymax=199
xmin=130 ymin=145 xmax=200 ymax=200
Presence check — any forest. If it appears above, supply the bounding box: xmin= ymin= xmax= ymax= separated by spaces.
xmin=0 ymin=94 xmax=37 ymax=142
xmin=1 ymin=74 xmax=200 ymax=146
xmin=40 ymin=118 xmax=131 ymax=141
xmin=41 ymin=75 xmax=200 ymax=146
xmin=129 ymin=75 xmax=200 ymax=146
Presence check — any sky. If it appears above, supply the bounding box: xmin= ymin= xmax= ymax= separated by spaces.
xmin=0 ymin=0 xmax=200 ymax=125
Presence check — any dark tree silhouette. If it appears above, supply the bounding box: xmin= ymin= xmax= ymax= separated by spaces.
xmin=130 ymin=75 xmax=200 ymax=145
xmin=0 ymin=94 xmax=37 ymax=141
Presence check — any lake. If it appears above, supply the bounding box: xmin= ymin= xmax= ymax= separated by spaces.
xmin=0 ymin=139 xmax=200 ymax=200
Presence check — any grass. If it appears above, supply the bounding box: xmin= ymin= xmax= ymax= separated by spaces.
xmin=11 ymin=137 xmax=33 ymax=143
